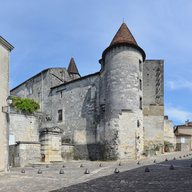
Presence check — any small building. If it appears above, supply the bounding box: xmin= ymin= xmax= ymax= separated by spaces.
xmin=174 ymin=120 xmax=192 ymax=151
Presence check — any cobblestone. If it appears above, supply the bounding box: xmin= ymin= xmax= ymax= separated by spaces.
xmin=0 ymin=151 xmax=192 ymax=192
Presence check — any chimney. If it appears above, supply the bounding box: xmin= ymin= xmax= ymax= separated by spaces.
xmin=185 ymin=119 xmax=189 ymax=126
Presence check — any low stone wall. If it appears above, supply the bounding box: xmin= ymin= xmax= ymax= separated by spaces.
xmin=9 ymin=142 xmax=41 ymax=167
xmin=164 ymin=119 xmax=176 ymax=147
xmin=10 ymin=109 xmax=42 ymax=143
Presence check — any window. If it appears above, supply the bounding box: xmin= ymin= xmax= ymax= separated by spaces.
xmin=140 ymin=97 xmax=142 ymax=110
xmin=58 ymin=110 xmax=62 ymax=121
xmin=137 ymin=120 xmax=140 ymax=127
xmin=139 ymin=79 xmax=142 ymax=90
xmin=139 ymin=60 xmax=142 ymax=71
xmin=181 ymin=137 xmax=185 ymax=143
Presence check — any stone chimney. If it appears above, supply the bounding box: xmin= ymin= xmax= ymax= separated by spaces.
xmin=185 ymin=119 xmax=189 ymax=126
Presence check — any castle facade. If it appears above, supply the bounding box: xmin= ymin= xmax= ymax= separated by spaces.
xmin=11 ymin=22 xmax=165 ymax=161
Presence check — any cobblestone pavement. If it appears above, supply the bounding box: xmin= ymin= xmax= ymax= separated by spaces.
xmin=0 ymin=151 xmax=192 ymax=192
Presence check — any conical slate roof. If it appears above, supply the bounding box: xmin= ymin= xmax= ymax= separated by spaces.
xmin=67 ymin=57 xmax=79 ymax=74
xmin=110 ymin=22 xmax=138 ymax=47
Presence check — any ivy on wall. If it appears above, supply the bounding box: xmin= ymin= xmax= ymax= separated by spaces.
xmin=11 ymin=97 xmax=40 ymax=114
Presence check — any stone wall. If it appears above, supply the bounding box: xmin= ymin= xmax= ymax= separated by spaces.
xmin=177 ymin=127 xmax=192 ymax=135
xmin=50 ymin=73 xmax=100 ymax=160
xmin=164 ymin=118 xmax=176 ymax=146
xmin=10 ymin=109 xmax=41 ymax=143
xmin=143 ymin=60 xmax=164 ymax=150
xmin=0 ymin=37 xmax=14 ymax=171
xmin=9 ymin=142 xmax=41 ymax=167
xmin=10 ymin=68 xmax=70 ymax=113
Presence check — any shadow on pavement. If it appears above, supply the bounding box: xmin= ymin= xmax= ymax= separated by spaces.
xmin=50 ymin=158 xmax=192 ymax=192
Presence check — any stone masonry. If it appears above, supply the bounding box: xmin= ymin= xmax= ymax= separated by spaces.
xmin=0 ymin=36 xmax=14 ymax=171
xmin=9 ymin=22 xmax=168 ymax=163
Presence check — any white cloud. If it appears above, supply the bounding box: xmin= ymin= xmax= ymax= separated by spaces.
xmin=165 ymin=105 xmax=192 ymax=124
xmin=166 ymin=77 xmax=192 ymax=91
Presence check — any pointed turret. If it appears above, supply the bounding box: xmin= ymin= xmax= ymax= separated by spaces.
xmin=99 ymin=22 xmax=145 ymax=160
xmin=110 ymin=22 xmax=138 ymax=47
xmin=67 ymin=57 xmax=79 ymax=75
xmin=101 ymin=22 xmax=146 ymax=62
xmin=67 ymin=57 xmax=80 ymax=80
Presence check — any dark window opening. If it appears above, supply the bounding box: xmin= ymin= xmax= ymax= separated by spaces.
xmin=58 ymin=110 xmax=62 ymax=121
xmin=140 ymin=97 xmax=142 ymax=110
xmin=60 ymin=91 xmax=62 ymax=98
xmin=137 ymin=120 xmax=140 ymax=127
xmin=140 ymin=79 xmax=142 ymax=90
xmin=139 ymin=60 xmax=142 ymax=71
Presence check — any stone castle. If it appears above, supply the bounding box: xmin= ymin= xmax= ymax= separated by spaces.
xmin=9 ymin=22 xmax=168 ymax=164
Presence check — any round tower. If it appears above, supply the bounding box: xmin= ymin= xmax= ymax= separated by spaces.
xmin=99 ymin=22 xmax=146 ymax=160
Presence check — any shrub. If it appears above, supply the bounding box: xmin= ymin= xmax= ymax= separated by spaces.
xmin=164 ymin=140 xmax=173 ymax=146
xmin=150 ymin=148 xmax=157 ymax=151
xmin=11 ymin=97 xmax=40 ymax=114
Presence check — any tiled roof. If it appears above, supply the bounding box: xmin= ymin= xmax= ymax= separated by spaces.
xmin=67 ymin=57 xmax=79 ymax=75
xmin=101 ymin=22 xmax=146 ymax=61
xmin=110 ymin=22 xmax=138 ymax=47
xmin=175 ymin=133 xmax=192 ymax=136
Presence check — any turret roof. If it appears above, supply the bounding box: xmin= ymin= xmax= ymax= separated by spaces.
xmin=101 ymin=22 xmax=146 ymax=62
xmin=67 ymin=57 xmax=79 ymax=75
xmin=110 ymin=22 xmax=138 ymax=47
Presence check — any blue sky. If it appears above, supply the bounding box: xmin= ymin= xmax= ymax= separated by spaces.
xmin=1 ymin=0 xmax=192 ymax=125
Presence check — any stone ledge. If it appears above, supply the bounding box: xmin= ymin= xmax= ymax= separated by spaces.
xmin=16 ymin=141 xmax=40 ymax=144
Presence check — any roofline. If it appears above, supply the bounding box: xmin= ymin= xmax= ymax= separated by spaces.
xmin=175 ymin=133 xmax=192 ymax=136
xmin=68 ymin=72 xmax=81 ymax=77
xmin=51 ymin=72 xmax=100 ymax=89
xmin=10 ymin=68 xmax=66 ymax=92
xmin=101 ymin=43 xmax=146 ymax=63
xmin=176 ymin=125 xmax=192 ymax=127
xmin=144 ymin=59 xmax=164 ymax=61
xmin=0 ymin=36 xmax=14 ymax=51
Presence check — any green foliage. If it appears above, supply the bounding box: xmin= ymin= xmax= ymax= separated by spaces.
xmin=11 ymin=97 xmax=40 ymax=114
xmin=150 ymin=148 xmax=157 ymax=151
xmin=164 ymin=140 xmax=173 ymax=146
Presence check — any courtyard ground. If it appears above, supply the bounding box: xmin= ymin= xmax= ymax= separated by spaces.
xmin=0 ymin=151 xmax=192 ymax=192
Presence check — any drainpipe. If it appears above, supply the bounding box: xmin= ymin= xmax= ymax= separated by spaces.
xmin=7 ymin=101 xmax=10 ymax=171
xmin=7 ymin=51 xmax=10 ymax=172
